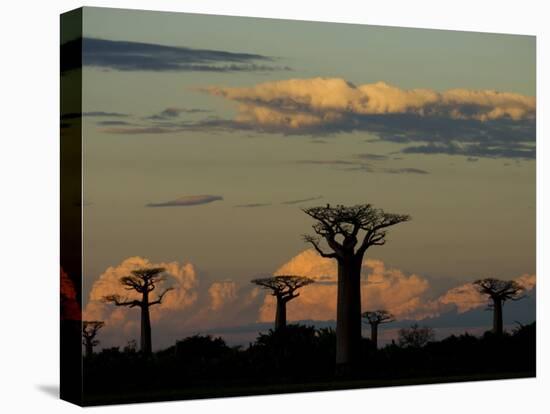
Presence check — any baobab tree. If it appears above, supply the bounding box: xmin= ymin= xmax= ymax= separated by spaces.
xmin=82 ymin=320 xmax=105 ymax=357
xmin=251 ymin=275 xmax=314 ymax=331
xmin=303 ymin=204 xmax=410 ymax=372
xmin=473 ymin=278 xmax=525 ymax=335
xmin=104 ymin=267 xmax=173 ymax=356
xmin=362 ymin=310 xmax=395 ymax=349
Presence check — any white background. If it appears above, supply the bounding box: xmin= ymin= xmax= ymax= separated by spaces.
xmin=0 ymin=0 xmax=548 ymax=412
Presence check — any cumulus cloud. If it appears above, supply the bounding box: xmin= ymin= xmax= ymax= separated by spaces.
xmin=146 ymin=194 xmax=223 ymax=207
xmin=427 ymin=273 xmax=536 ymax=315
xmin=83 ymin=256 xmax=266 ymax=349
xmin=257 ymin=249 xmax=536 ymax=323
xmin=84 ymin=253 xmax=535 ymax=349
xmin=199 ymin=77 xmax=535 ymax=159
xmin=258 ymin=250 xmax=431 ymax=322
xmin=84 ymin=256 xmax=199 ymax=327
xmin=204 ymin=78 xmax=534 ymax=124
xmin=208 ymin=280 xmax=238 ymax=310
xmin=86 ymin=257 xmax=198 ymax=307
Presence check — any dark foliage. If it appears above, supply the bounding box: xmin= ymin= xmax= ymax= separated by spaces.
xmin=83 ymin=322 xmax=535 ymax=404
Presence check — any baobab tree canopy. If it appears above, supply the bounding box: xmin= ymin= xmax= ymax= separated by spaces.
xmin=362 ymin=310 xmax=395 ymax=349
xmin=473 ymin=278 xmax=525 ymax=303
xmin=362 ymin=310 xmax=395 ymax=325
xmin=251 ymin=275 xmax=314 ymax=299
xmin=303 ymin=204 xmax=411 ymax=258
xmin=82 ymin=320 xmax=105 ymax=357
xmin=473 ymin=278 xmax=525 ymax=336
xmin=104 ymin=267 xmax=173 ymax=307
xmin=251 ymin=275 xmax=314 ymax=331
xmin=82 ymin=321 xmax=105 ymax=342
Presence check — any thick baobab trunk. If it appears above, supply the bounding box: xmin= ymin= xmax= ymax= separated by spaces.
xmin=371 ymin=323 xmax=379 ymax=349
xmin=336 ymin=256 xmax=362 ymax=374
xmin=140 ymin=292 xmax=152 ymax=355
xmin=492 ymin=297 xmax=503 ymax=335
xmin=275 ymin=297 xmax=287 ymax=331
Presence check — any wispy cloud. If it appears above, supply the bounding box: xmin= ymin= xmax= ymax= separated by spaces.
xmin=234 ymin=202 xmax=272 ymax=208
xmin=102 ymin=126 xmax=176 ymax=135
xmin=96 ymin=120 xmax=132 ymax=126
xmin=295 ymin=160 xmax=356 ymax=165
xmin=401 ymin=141 xmax=535 ymax=159
xmin=144 ymin=107 xmax=211 ymax=121
xmin=355 ymin=153 xmax=389 ymax=161
xmin=281 ymin=196 xmax=323 ymax=205
xmin=84 ymin=111 xmax=129 ymax=117
xmin=61 ymin=111 xmax=129 ymax=120
xmin=146 ymin=195 xmax=223 ymax=207
xmin=61 ymin=38 xmax=291 ymax=73
xmin=296 ymin=159 xmax=429 ymax=175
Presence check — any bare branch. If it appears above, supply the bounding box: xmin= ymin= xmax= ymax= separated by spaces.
xmin=303 ymin=234 xmax=338 ymax=258
xmin=149 ymin=287 xmax=174 ymax=306
xmin=103 ymin=294 xmax=141 ymax=308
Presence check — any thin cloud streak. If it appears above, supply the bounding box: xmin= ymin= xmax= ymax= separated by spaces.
xmin=281 ymin=196 xmax=323 ymax=205
xmin=296 ymin=159 xmax=430 ymax=175
xmin=62 ymin=37 xmax=292 ymax=73
xmin=146 ymin=195 xmax=223 ymax=207
xmin=234 ymin=203 xmax=272 ymax=208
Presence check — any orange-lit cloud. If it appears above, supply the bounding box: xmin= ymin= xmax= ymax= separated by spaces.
xmin=204 ymin=78 xmax=535 ymax=129
xmin=257 ymin=249 xmax=536 ymax=323
xmin=83 ymin=256 xmax=264 ymax=349
xmin=84 ymin=253 xmax=535 ymax=349
xmin=208 ymin=280 xmax=238 ymax=310
xmin=431 ymin=273 xmax=536 ymax=315
xmin=259 ymin=250 xmax=431 ymax=322
xmin=84 ymin=256 xmax=199 ymax=328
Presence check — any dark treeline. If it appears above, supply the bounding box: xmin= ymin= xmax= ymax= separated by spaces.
xmin=82 ymin=322 xmax=535 ymax=404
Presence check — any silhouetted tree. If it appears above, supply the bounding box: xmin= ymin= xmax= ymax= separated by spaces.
xmin=303 ymin=204 xmax=410 ymax=372
xmin=398 ymin=323 xmax=435 ymax=348
xmin=82 ymin=320 xmax=105 ymax=357
xmin=362 ymin=310 xmax=395 ymax=349
xmin=473 ymin=278 xmax=525 ymax=335
xmin=104 ymin=267 xmax=173 ymax=356
xmin=251 ymin=275 xmax=314 ymax=330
